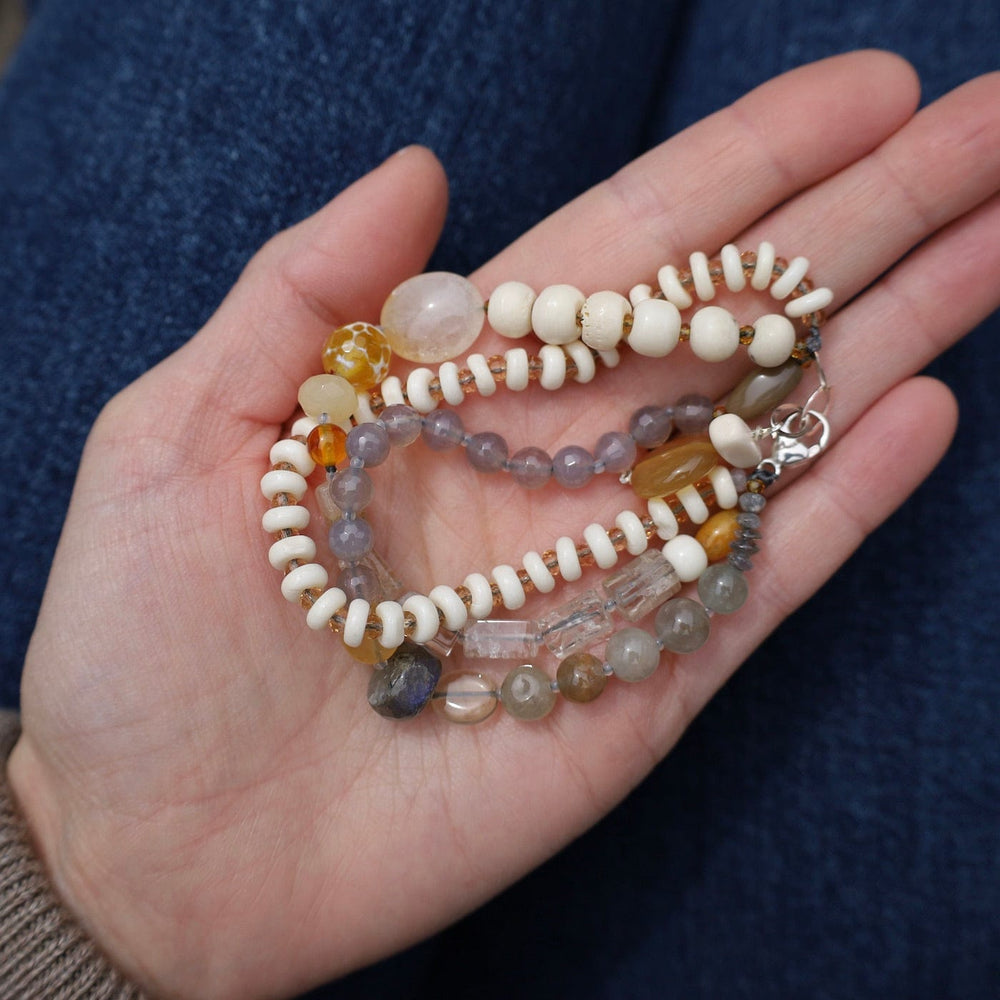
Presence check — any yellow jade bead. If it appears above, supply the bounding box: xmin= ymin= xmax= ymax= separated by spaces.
xmin=344 ymin=634 xmax=398 ymax=665
xmin=322 ymin=322 xmax=392 ymax=391
xmin=630 ymin=435 xmax=718 ymax=500
xmin=298 ymin=373 xmax=357 ymax=422
xmin=307 ymin=423 xmax=348 ymax=467
xmin=695 ymin=509 xmax=741 ymax=563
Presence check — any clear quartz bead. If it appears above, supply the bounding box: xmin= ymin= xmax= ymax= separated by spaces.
xmin=462 ymin=619 xmax=540 ymax=659
xmin=602 ymin=550 xmax=681 ymax=621
xmin=539 ymin=589 xmax=614 ymax=658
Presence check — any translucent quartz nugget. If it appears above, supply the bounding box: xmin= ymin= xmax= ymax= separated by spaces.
xmin=462 ymin=619 xmax=540 ymax=660
xmin=602 ymin=550 xmax=681 ymax=622
xmin=540 ymin=589 xmax=614 ymax=659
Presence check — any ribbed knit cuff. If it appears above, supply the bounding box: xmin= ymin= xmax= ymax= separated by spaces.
xmin=0 ymin=710 xmax=146 ymax=999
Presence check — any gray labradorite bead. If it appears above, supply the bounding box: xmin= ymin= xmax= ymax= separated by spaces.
xmin=605 ymin=626 xmax=660 ymax=682
xmin=368 ymin=641 xmax=443 ymax=719
xmin=654 ymin=597 xmax=711 ymax=653
xmin=726 ymin=360 xmax=803 ymax=421
xmin=697 ymin=563 xmax=749 ymax=614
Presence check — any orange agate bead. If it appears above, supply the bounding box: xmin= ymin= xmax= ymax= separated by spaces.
xmin=695 ymin=509 xmax=741 ymax=563
xmin=322 ymin=322 xmax=392 ymax=391
xmin=630 ymin=435 xmax=718 ymax=499
xmin=307 ymin=423 xmax=348 ymax=467
xmin=344 ymin=634 xmax=399 ymax=665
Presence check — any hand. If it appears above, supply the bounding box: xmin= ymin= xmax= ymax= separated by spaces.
xmin=9 ymin=52 xmax=1000 ymax=999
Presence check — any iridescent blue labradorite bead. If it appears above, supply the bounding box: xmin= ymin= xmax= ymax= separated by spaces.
xmin=368 ymin=641 xmax=443 ymax=719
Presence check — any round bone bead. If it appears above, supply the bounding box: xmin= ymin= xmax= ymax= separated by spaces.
xmin=748 ymin=314 xmax=797 ymax=368
xmin=500 ymin=665 xmax=556 ymax=721
xmin=626 ymin=298 xmax=682 ymax=357
xmin=298 ymin=373 xmax=357 ymax=422
xmin=322 ymin=322 xmax=392 ymax=390
xmin=662 ymin=534 xmax=708 ymax=582
xmin=709 ymin=413 xmax=762 ymax=468
xmin=580 ymin=290 xmax=631 ymax=351
xmin=531 ymin=284 xmax=584 ymax=345
xmin=380 ymin=272 xmax=484 ymax=364
xmin=487 ymin=281 xmax=536 ymax=338
xmin=689 ymin=306 xmax=740 ymax=362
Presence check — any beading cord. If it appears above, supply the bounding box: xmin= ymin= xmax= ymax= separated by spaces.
xmin=261 ymin=241 xmax=833 ymax=722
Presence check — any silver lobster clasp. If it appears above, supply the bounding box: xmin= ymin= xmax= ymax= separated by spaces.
xmin=767 ymin=405 xmax=831 ymax=471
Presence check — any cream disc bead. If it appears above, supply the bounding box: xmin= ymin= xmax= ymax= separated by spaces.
xmin=627 ymin=297 xmax=682 ymax=357
xmin=785 ymin=286 xmax=834 ymax=318
xmin=268 ymin=534 xmax=316 ymax=570
xmin=751 ymin=241 xmax=776 ymax=290
xmin=343 ymin=598 xmax=372 ymax=647
xmin=583 ymin=523 xmax=619 ymax=569
xmin=555 ymin=536 xmax=583 ymax=581
xmin=269 ymin=439 xmax=315 ymax=477
xmin=306 ymin=587 xmax=348 ymax=630
xmin=467 ymin=353 xmax=497 ymax=396
xmin=647 ymin=497 xmax=679 ymax=540
xmin=402 ymin=594 xmax=440 ymax=643
xmin=298 ymin=373 xmax=357 ymax=422
xmin=720 ymin=244 xmax=746 ymax=292
xmin=380 ymin=272 xmax=485 ymax=364
xmin=689 ymin=251 xmax=715 ymax=301
xmin=437 ymin=362 xmax=465 ymax=405
xmin=538 ymin=344 xmax=568 ymax=390
xmin=580 ymin=290 xmax=631 ymax=351
xmin=676 ymin=484 xmax=710 ymax=525
xmin=708 ymin=466 xmax=738 ymax=509
xmin=748 ymin=313 xmax=797 ymax=368
xmin=262 ymin=504 xmax=310 ymax=533
xmin=291 ymin=415 xmax=317 ymax=438
xmin=531 ymin=284 xmax=584 ymax=345
xmin=629 ymin=283 xmax=653 ymax=305
xmin=281 ymin=563 xmax=328 ymax=601
xmin=463 ymin=573 xmax=495 ymax=620
xmin=487 ymin=281 xmax=536 ymax=338
xmin=405 ymin=368 xmax=437 ymax=412
xmin=260 ymin=469 xmax=308 ymax=502
xmin=504 ymin=348 xmax=530 ymax=391
xmin=770 ymin=256 xmax=809 ymax=299
xmin=615 ymin=510 xmax=649 ymax=555
xmin=565 ymin=339 xmax=597 ymax=383
xmin=657 ymin=264 xmax=693 ymax=309
xmin=492 ymin=564 xmax=526 ymax=610
xmin=375 ymin=601 xmax=405 ymax=649
xmin=689 ymin=306 xmax=740 ymax=362
xmin=709 ymin=413 xmax=763 ymax=468
xmin=522 ymin=551 xmax=556 ymax=593
xmin=429 ymin=585 xmax=469 ymax=631
xmin=380 ymin=375 xmax=406 ymax=406
xmin=662 ymin=535 xmax=708 ymax=582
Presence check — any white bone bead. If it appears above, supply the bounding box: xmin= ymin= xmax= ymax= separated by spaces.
xmin=522 ymin=550 xmax=556 ymax=593
xmin=597 ymin=347 xmax=621 ymax=369
xmin=405 ymin=368 xmax=437 ymax=413
xmin=281 ymin=562 xmax=328 ymax=601
xmin=657 ymin=264 xmax=693 ymax=308
xmin=380 ymin=375 xmax=406 ymax=406
xmin=261 ymin=469 xmax=308 ymax=501
xmin=662 ymin=535 xmax=708 ymax=582
xmin=262 ymin=504 xmax=310 ymax=533
xmin=676 ymin=484 xmax=709 ymax=524
xmin=709 ymin=466 xmax=738 ymax=509
xmin=531 ymin=284 xmax=584 ymax=345
xmin=689 ymin=306 xmax=740 ymax=362
xmin=751 ymin=241 xmax=776 ymax=290
xmin=306 ymin=587 xmax=348 ymax=630
xmin=268 ymin=534 xmax=316 ymax=570
xmin=565 ymin=339 xmax=597 ymax=383
xmin=581 ymin=290 xmax=631 ymax=351
xmin=710 ymin=413 xmax=763 ymax=467
xmin=615 ymin=510 xmax=649 ymax=555
xmin=353 ymin=392 xmax=378 ymax=424
xmin=429 ymin=585 xmax=469 ymax=631
xmin=689 ymin=251 xmax=715 ymax=301
xmin=629 ymin=283 xmax=653 ymax=305
xmin=343 ymin=598 xmax=371 ymax=647
xmin=375 ymin=600 xmax=405 ymax=648
xmin=487 ymin=280 xmax=536 ymax=338
xmin=647 ymin=497 xmax=679 ymax=539
xmin=463 ymin=572 xmax=495 ymax=619
xmin=467 ymin=353 xmax=497 ymax=397
xmin=555 ymin=536 xmax=583 ymax=581
xmin=437 ymin=361 xmax=465 ymax=405
xmin=291 ymin=416 xmax=317 ymax=438
xmin=492 ymin=564 xmax=526 ymax=610
xmin=402 ymin=594 xmax=440 ymax=643
xmin=770 ymin=256 xmax=809 ymax=299
xmin=785 ymin=286 xmax=834 ymax=318
xmin=749 ymin=313 xmax=797 ymax=368
xmin=583 ymin=523 xmax=619 ymax=569
xmin=627 ymin=297 xmax=682 ymax=357
xmin=269 ymin=439 xmax=315 ymax=476
xmin=539 ymin=344 xmax=568 ymax=390
xmin=720 ymin=243 xmax=746 ymax=292
xmin=504 ymin=348 xmax=530 ymax=391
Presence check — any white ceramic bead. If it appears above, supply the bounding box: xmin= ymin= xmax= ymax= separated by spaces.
xmin=689 ymin=306 xmax=740 ymax=362
xmin=504 ymin=348 xmax=530 ymax=391
xmin=629 ymin=283 xmax=653 ymax=305
xmin=260 ymin=469 xmax=308 ymax=501
xmin=580 ymin=290 xmax=631 ymax=351
xmin=262 ymin=504 xmax=310 ymax=533
xmin=467 ymin=353 xmax=497 ymax=396
xmin=555 ymin=536 xmax=583 ymax=581
xmin=268 ymin=534 xmax=316 ymax=570
xmin=487 ymin=280 xmax=536 ymax=338
xmin=375 ymin=600 xmax=405 ymax=648
xmin=709 ymin=466 xmax=738 ymax=509
xmin=269 ymin=439 xmax=315 ymax=477
xmin=539 ymin=344 xmax=568 ymax=390
xmin=565 ymin=339 xmax=596 ymax=383
xmin=749 ymin=313 xmax=797 ymax=368
xmin=405 ymin=368 xmax=437 ymax=413
xmin=343 ymin=598 xmax=371 ymax=648
xmin=306 ymin=587 xmax=348 ymax=630
xmin=647 ymin=497 xmax=679 ymax=539
xmin=615 ymin=510 xmax=649 ymax=555
xmin=770 ymin=256 xmax=809 ymax=299
xmin=437 ymin=361 xmax=465 ymax=405
xmin=429 ymin=584 xmax=469 ymax=630
xmin=785 ymin=286 xmax=834 ymax=318
xmin=492 ymin=564 xmax=526 ymax=610
xmin=751 ymin=241 xmax=776 ymax=290
xmin=380 ymin=375 xmax=406 ymax=406
xmin=662 ymin=535 xmax=708 ymax=582
xmin=676 ymin=484 xmax=709 ymax=525
xmin=402 ymin=594 xmax=440 ymax=643
xmin=531 ymin=284 xmax=584 ymax=345
xmin=710 ymin=413 xmax=763 ymax=467
xmin=522 ymin=550 xmax=556 ymax=593
xmin=627 ymin=298 xmax=681 ymax=357
xmin=291 ymin=416 xmax=317 ymax=438
xmin=657 ymin=264 xmax=693 ymax=308
xmin=281 ymin=562 xmax=328 ymax=601
xmin=463 ymin=573 xmax=495 ymax=619
xmin=583 ymin=523 xmax=618 ymax=569
xmin=689 ymin=251 xmax=715 ymax=301
xmin=720 ymin=244 xmax=746 ymax=292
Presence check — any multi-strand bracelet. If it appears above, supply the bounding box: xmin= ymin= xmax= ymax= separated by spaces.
xmin=261 ymin=242 xmax=832 ymax=723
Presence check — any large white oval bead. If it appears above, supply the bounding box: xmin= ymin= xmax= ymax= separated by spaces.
xmin=487 ymin=281 xmax=536 ymax=338
xmin=709 ymin=413 xmax=762 ymax=468
xmin=380 ymin=272 xmax=484 ymax=363
xmin=689 ymin=306 xmax=740 ymax=362
xmin=627 ymin=298 xmax=681 ymax=357
xmin=531 ymin=284 xmax=584 ymax=344
xmin=748 ymin=313 xmax=796 ymax=368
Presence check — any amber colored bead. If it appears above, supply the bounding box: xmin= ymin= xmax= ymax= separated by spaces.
xmin=307 ymin=423 xmax=348 ymax=467
xmin=322 ymin=322 xmax=392 ymax=391
xmin=630 ymin=434 xmax=717 ymax=499
xmin=696 ymin=509 xmax=742 ymax=563
xmin=556 ymin=652 xmax=608 ymax=703
xmin=344 ymin=633 xmax=398 ymax=665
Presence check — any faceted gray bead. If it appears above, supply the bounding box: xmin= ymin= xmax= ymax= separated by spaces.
xmin=605 ymin=627 xmax=660 ymax=682
xmin=628 ymin=405 xmax=673 ymax=448
xmin=368 ymin=641 xmax=442 ymax=719
xmin=508 ymin=446 xmax=553 ymax=489
xmin=380 ymin=404 xmax=423 ymax=447
xmin=465 ymin=431 xmax=509 ymax=473
xmin=327 ymin=516 xmax=373 ymax=561
xmin=739 ymin=492 xmax=767 ymax=513
xmin=594 ymin=431 xmax=637 ymax=474
xmin=673 ymin=394 xmax=714 ymax=433
xmin=347 ymin=423 xmax=390 ymax=466
xmin=337 ymin=562 xmax=381 ymax=602
xmin=329 ymin=467 xmax=373 ymax=513
xmin=697 ymin=563 xmax=749 ymax=614
xmin=552 ymin=445 xmax=595 ymax=489
xmin=422 ymin=410 xmax=465 ymax=451
xmin=654 ymin=597 xmax=711 ymax=653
